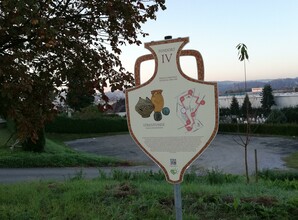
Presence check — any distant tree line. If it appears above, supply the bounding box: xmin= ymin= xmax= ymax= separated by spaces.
xmin=219 ymin=84 xmax=298 ymax=124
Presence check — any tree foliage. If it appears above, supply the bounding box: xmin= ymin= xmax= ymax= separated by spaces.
xmin=265 ymin=109 xmax=287 ymax=124
xmin=261 ymin=84 xmax=275 ymax=116
xmin=236 ymin=43 xmax=249 ymax=61
xmin=281 ymin=106 xmax=298 ymax=123
xmin=236 ymin=43 xmax=249 ymax=91
xmin=241 ymin=94 xmax=252 ymax=118
xmin=230 ymin=96 xmax=240 ymax=116
xmin=65 ymin=62 xmax=95 ymax=111
xmin=0 ymin=0 xmax=166 ymax=141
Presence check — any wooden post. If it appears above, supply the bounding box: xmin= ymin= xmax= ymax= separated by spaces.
xmin=255 ymin=149 xmax=258 ymax=183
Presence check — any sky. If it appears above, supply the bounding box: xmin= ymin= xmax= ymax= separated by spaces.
xmin=120 ymin=0 xmax=298 ymax=83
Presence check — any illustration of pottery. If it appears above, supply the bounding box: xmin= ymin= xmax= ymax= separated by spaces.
xmin=151 ymin=90 xmax=164 ymax=112
xmin=135 ymin=97 xmax=154 ymax=118
xmin=162 ymin=107 xmax=170 ymax=115
xmin=154 ymin=112 xmax=162 ymax=121
xmin=151 ymin=89 xmax=164 ymax=121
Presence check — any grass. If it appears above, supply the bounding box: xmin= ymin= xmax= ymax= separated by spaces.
xmin=0 ymin=127 xmax=11 ymax=145
xmin=1 ymin=125 xmax=297 ymax=218
xmin=1 ymin=127 xmax=297 ymax=169
xmin=0 ymin=128 xmax=130 ymax=168
xmin=0 ymin=170 xmax=297 ymax=219
xmin=46 ymin=131 xmax=128 ymax=142
xmin=284 ymin=152 xmax=298 ymax=170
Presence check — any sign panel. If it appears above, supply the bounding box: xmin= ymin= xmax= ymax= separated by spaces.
xmin=126 ymin=37 xmax=218 ymax=183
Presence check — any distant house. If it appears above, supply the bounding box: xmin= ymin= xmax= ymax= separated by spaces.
xmin=109 ymin=98 xmax=126 ymax=117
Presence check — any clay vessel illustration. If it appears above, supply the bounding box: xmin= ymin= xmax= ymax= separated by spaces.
xmin=135 ymin=97 xmax=154 ymax=118
xmin=151 ymin=90 xmax=164 ymax=112
xmin=151 ymin=90 xmax=164 ymax=121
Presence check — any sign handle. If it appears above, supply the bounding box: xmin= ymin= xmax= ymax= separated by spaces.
xmin=174 ymin=184 xmax=183 ymax=220
xmin=134 ymin=50 xmax=204 ymax=86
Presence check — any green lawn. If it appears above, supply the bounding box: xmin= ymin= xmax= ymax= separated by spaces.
xmin=0 ymin=127 xmax=297 ymax=219
xmin=1 ymin=127 xmax=297 ymax=169
xmin=0 ymin=128 xmax=130 ymax=168
xmin=284 ymin=152 xmax=298 ymax=170
xmin=0 ymin=170 xmax=297 ymax=219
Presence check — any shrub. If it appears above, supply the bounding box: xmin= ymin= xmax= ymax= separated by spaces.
xmin=219 ymin=108 xmax=230 ymax=117
xmin=46 ymin=115 xmax=128 ymax=133
xmin=219 ymin=123 xmax=298 ymax=136
xmin=265 ymin=109 xmax=287 ymax=124
xmin=281 ymin=106 xmax=298 ymax=123
xmin=6 ymin=118 xmax=16 ymax=133
xmin=259 ymin=170 xmax=298 ymax=181
xmin=255 ymin=124 xmax=298 ymax=136
xmin=205 ymin=168 xmax=239 ymax=185
xmin=72 ymin=105 xmax=104 ymax=120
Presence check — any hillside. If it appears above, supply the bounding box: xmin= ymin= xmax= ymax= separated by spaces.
xmin=218 ymin=77 xmax=298 ymax=95
xmin=103 ymin=77 xmax=298 ymax=100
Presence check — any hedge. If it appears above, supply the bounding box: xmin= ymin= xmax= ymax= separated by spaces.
xmin=45 ymin=116 xmax=128 ymax=134
xmin=219 ymin=123 xmax=298 ymax=136
xmin=46 ymin=115 xmax=298 ymax=136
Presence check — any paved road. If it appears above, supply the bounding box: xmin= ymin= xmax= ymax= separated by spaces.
xmin=0 ymin=134 xmax=297 ymax=183
xmin=65 ymin=134 xmax=298 ymax=174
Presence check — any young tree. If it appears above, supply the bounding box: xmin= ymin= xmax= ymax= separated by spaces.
xmin=261 ymin=84 xmax=275 ymax=116
xmin=0 ymin=0 xmax=166 ymax=148
xmin=236 ymin=43 xmax=251 ymax=183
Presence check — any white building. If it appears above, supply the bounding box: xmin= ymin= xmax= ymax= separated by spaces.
xmin=219 ymin=92 xmax=298 ymax=109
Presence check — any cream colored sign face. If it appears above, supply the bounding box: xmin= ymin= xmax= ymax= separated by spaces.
xmin=126 ymin=37 xmax=218 ymax=183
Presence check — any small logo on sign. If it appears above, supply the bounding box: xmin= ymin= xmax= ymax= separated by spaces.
xmin=170 ymin=159 xmax=177 ymax=166
xmin=170 ymin=169 xmax=178 ymax=175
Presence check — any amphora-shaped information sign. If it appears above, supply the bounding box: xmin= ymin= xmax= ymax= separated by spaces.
xmin=126 ymin=37 xmax=218 ymax=183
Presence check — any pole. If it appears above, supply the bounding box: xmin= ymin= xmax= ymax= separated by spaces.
xmin=255 ymin=149 xmax=258 ymax=183
xmin=174 ymin=184 xmax=182 ymax=220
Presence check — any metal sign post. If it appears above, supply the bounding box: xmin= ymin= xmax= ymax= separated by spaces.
xmin=126 ymin=36 xmax=218 ymax=219
xmin=174 ymin=184 xmax=182 ymax=220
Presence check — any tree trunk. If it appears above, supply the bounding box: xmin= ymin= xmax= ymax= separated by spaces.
xmin=244 ymin=116 xmax=250 ymax=184
xmin=22 ymin=129 xmax=46 ymax=152
xmin=244 ymin=143 xmax=250 ymax=183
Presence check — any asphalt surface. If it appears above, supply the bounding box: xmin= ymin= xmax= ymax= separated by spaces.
xmin=0 ymin=134 xmax=297 ymax=183
xmin=65 ymin=134 xmax=298 ymax=174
